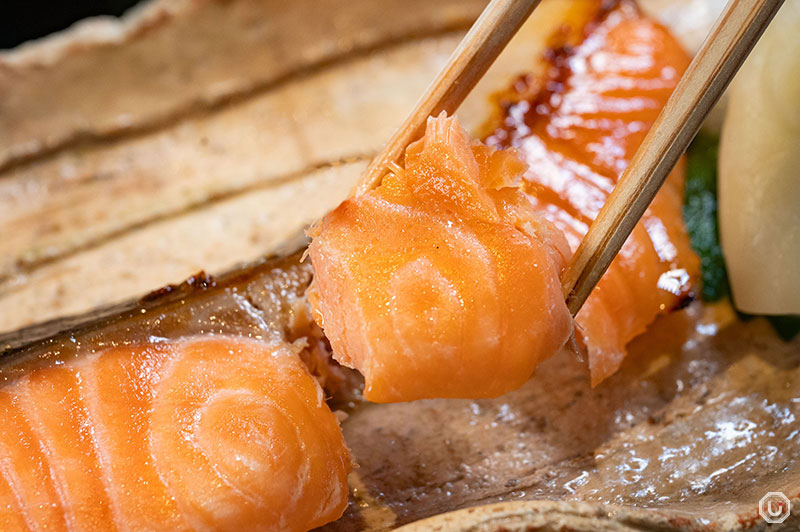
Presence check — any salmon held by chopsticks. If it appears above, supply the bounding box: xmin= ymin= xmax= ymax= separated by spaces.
xmin=484 ymin=0 xmax=700 ymax=384
xmin=310 ymin=0 xmax=700 ymax=399
xmin=309 ymin=113 xmax=573 ymax=403
xmin=0 ymin=336 xmax=350 ymax=531
xmin=0 ymin=0 xmax=701 ymax=529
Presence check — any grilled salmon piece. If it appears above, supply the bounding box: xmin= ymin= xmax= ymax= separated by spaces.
xmin=485 ymin=0 xmax=700 ymax=384
xmin=309 ymin=113 xmax=572 ymax=403
xmin=0 ymin=336 xmax=350 ymax=532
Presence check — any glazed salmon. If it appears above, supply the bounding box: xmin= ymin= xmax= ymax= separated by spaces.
xmin=485 ymin=0 xmax=700 ymax=384
xmin=309 ymin=113 xmax=572 ymax=403
xmin=0 ymin=336 xmax=350 ymax=532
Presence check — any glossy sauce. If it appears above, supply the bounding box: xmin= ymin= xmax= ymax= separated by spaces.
xmin=485 ymin=0 xmax=700 ymax=384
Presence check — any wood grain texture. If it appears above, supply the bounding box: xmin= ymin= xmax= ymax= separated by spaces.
xmin=0 ymin=36 xmax=461 ymax=281
xmin=562 ymin=0 xmax=784 ymax=315
xmin=0 ymin=0 xmax=485 ymax=172
xmin=4 ymin=2 xmax=798 ymax=531
xmin=0 ymin=0 xmax=582 ymax=333
xmin=6 ymin=246 xmax=800 ymax=532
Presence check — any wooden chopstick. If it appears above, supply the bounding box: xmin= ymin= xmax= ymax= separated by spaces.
xmin=561 ymin=0 xmax=784 ymax=316
xmin=355 ymin=0 xmax=542 ymax=195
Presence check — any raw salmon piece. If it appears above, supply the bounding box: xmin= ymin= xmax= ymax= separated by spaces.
xmin=0 ymin=390 xmax=66 ymax=530
xmin=79 ymin=342 xmax=189 ymax=531
xmin=0 ymin=336 xmax=351 ymax=532
xmin=309 ymin=113 xmax=572 ymax=403
xmin=17 ymin=367 xmax=116 ymax=531
xmin=0 ymin=473 xmax=29 ymax=532
xmin=485 ymin=0 xmax=700 ymax=384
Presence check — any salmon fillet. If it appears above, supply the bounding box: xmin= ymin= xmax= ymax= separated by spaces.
xmin=485 ymin=0 xmax=700 ymax=384
xmin=309 ymin=113 xmax=572 ymax=402
xmin=0 ymin=336 xmax=350 ymax=532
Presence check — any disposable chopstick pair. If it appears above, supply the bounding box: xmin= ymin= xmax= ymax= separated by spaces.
xmin=356 ymin=0 xmax=784 ymax=316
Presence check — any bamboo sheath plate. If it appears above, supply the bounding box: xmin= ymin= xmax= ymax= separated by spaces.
xmin=1 ymin=0 xmax=798 ymax=530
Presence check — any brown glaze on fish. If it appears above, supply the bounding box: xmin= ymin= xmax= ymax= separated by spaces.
xmin=0 ymin=253 xmax=356 ymax=532
xmin=0 ymin=1 xmax=796 ymax=531
xmin=484 ymin=0 xmax=700 ymax=385
xmin=1 ymin=253 xmax=799 ymax=532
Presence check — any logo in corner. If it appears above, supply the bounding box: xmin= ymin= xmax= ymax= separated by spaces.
xmin=759 ymin=491 xmax=791 ymax=524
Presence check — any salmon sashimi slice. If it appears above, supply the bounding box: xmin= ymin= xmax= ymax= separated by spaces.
xmin=16 ymin=367 xmax=116 ymax=531
xmin=484 ymin=0 xmax=700 ymax=385
xmin=0 ymin=336 xmax=351 ymax=532
xmin=308 ymin=113 xmax=573 ymax=403
xmin=0 ymin=390 xmax=67 ymax=530
xmin=79 ymin=342 xmax=189 ymax=531
xmin=0 ymin=473 xmax=29 ymax=532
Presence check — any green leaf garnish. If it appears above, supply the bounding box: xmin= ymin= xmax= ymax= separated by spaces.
xmin=683 ymin=133 xmax=799 ymax=341
xmin=683 ymin=132 xmax=729 ymax=302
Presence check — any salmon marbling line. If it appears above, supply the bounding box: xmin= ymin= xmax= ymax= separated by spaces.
xmin=309 ymin=113 xmax=573 ymax=403
xmin=485 ymin=0 xmax=700 ymax=384
xmin=309 ymin=0 xmax=700 ymax=398
xmin=0 ymin=336 xmax=351 ymax=532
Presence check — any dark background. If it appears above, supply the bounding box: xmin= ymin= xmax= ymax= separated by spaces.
xmin=1 ymin=0 xmax=143 ymax=49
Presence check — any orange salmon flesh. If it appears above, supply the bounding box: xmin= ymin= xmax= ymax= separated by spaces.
xmin=309 ymin=0 xmax=699 ymax=397
xmin=0 ymin=337 xmax=350 ymax=532
xmin=309 ymin=114 xmax=573 ymax=403
xmin=484 ymin=0 xmax=700 ymax=384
